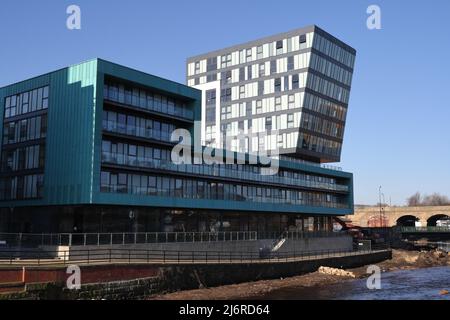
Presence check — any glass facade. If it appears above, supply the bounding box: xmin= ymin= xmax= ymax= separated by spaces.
xmin=0 ymin=86 xmax=48 ymax=200
xmin=103 ymin=110 xmax=177 ymax=144
xmin=100 ymin=75 xmax=351 ymax=215
xmin=187 ymin=26 xmax=355 ymax=163
xmin=104 ymin=82 xmax=194 ymax=120
xmin=100 ymin=170 xmax=347 ymax=209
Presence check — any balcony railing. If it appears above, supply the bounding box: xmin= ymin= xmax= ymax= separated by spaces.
xmin=104 ymin=92 xmax=194 ymax=121
xmin=102 ymin=120 xmax=173 ymax=144
xmin=100 ymin=184 xmax=349 ymax=209
xmin=279 ymin=155 xmax=343 ymax=171
xmin=101 ymin=152 xmax=349 ymax=193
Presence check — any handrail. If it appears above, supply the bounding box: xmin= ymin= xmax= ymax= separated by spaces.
xmin=400 ymin=226 xmax=450 ymax=233
xmin=101 ymin=152 xmax=349 ymax=192
xmin=0 ymin=245 xmax=390 ymax=267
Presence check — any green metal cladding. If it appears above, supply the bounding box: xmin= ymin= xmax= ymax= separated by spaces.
xmin=0 ymin=59 xmax=353 ymax=216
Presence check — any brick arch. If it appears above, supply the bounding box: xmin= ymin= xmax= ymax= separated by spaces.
xmin=395 ymin=215 xmax=419 ymax=227
xmin=427 ymin=214 xmax=450 ymax=227
xmin=367 ymin=214 xmax=388 ymax=227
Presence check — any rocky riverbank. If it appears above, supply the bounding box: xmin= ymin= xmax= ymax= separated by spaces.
xmin=149 ymin=249 xmax=449 ymax=300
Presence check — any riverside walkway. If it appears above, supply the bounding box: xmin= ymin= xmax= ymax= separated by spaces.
xmin=0 ymin=247 xmax=390 ymax=267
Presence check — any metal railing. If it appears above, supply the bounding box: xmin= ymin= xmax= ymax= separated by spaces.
xmin=400 ymin=226 xmax=450 ymax=233
xmin=279 ymin=155 xmax=343 ymax=171
xmin=101 ymin=152 xmax=349 ymax=193
xmin=0 ymin=230 xmax=348 ymax=248
xmin=0 ymin=231 xmax=260 ymax=248
xmin=0 ymin=245 xmax=390 ymax=266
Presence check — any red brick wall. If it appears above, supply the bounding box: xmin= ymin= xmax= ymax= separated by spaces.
xmin=0 ymin=264 xmax=160 ymax=285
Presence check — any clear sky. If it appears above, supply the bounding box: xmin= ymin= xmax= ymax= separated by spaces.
xmin=1 ymin=0 xmax=449 ymax=205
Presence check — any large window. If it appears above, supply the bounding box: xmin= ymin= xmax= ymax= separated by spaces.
xmin=205 ymin=89 xmax=216 ymax=124
xmin=2 ymin=115 xmax=47 ymax=145
xmin=4 ymin=86 xmax=49 ymax=119
xmin=1 ymin=87 xmax=49 ymax=201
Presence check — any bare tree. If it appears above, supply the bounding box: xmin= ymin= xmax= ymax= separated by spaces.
xmin=422 ymin=193 xmax=450 ymax=206
xmin=407 ymin=192 xmax=421 ymax=206
xmin=407 ymin=192 xmax=450 ymax=206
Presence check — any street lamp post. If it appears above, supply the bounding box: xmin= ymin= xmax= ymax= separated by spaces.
xmin=379 ymin=186 xmax=382 ymax=228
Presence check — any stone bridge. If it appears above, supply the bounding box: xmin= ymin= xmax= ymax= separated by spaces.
xmin=346 ymin=205 xmax=450 ymax=228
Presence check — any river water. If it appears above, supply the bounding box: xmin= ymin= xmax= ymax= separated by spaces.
xmin=255 ymin=266 xmax=450 ymax=300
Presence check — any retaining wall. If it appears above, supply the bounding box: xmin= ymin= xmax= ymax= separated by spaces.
xmin=0 ymin=250 xmax=391 ymax=300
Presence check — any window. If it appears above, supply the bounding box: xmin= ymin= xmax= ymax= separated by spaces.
xmin=222 ymin=71 xmax=232 ymax=84
xmin=239 ymin=86 xmax=245 ymax=99
xmin=256 ymin=100 xmax=263 ymax=114
xmin=221 ymin=54 xmax=232 ymax=68
xmin=288 ymin=95 xmax=295 ymax=109
xmin=270 ymin=60 xmax=277 ymax=74
xmin=206 ymin=108 xmax=215 ymax=123
xmin=221 ymin=88 xmax=231 ymax=102
xmin=257 ymin=46 xmax=263 ymax=59
xmin=239 ymin=67 xmax=245 ymax=82
xmin=265 ymin=117 xmax=272 ymax=131
xmin=288 ymin=114 xmax=294 ymax=128
xmin=258 ymin=81 xmax=264 ymax=96
xmin=195 ymin=61 xmax=201 ymax=74
xmin=246 ymin=102 xmax=252 ymax=116
xmin=275 ymin=97 xmax=282 ymax=111
xmin=4 ymin=86 xmax=49 ymax=119
xmin=276 ymin=40 xmax=283 ymax=54
xmin=288 ymin=56 xmax=294 ymax=71
xmin=207 ymin=57 xmax=217 ymax=72
xmin=292 ymin=74 xmax=299 ymax=89
xmin=206 ymin=74 xmax=217 ymax=82
xmin=299 ymin=34 xmax=307 ymax=44
xmin=246 ymin=48 xmax=252 ymax=61
xmin=247 ymin=65 xmax=252 ymax=80
xmin=206 ymin=89 xmax=216 ymax=106
xmin=259 ymin=63 xmax=265 ymax=77
xmin=274 ymin=78 xmax=281 ymax=92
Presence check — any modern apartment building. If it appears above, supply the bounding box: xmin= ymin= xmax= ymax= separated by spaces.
xmin=187 ymin=25 xmax=356 ymax=164
xmin=0 ymin=56 xmax=353 ymax=234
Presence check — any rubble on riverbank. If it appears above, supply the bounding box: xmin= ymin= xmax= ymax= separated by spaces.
xmin=318 ymin=266 xmax=356 ymax=278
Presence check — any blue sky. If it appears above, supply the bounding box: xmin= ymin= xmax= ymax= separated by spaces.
xmin=1 ymin=0 xmax=449 ymax=205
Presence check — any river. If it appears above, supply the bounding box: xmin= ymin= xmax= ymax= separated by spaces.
xmin=254 ymin=266 xmax=450 ymax=300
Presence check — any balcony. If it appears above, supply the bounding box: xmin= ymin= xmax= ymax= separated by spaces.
xmin=101 ymin=152 xmax=349 ymax=193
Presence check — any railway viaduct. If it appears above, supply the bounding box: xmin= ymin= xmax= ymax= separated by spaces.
xmin=346 ymin=205 xmax=450 ymax=228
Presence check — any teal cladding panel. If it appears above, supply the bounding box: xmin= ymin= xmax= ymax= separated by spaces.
xmin=0 ymin=59 xmax=98 ymax=207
